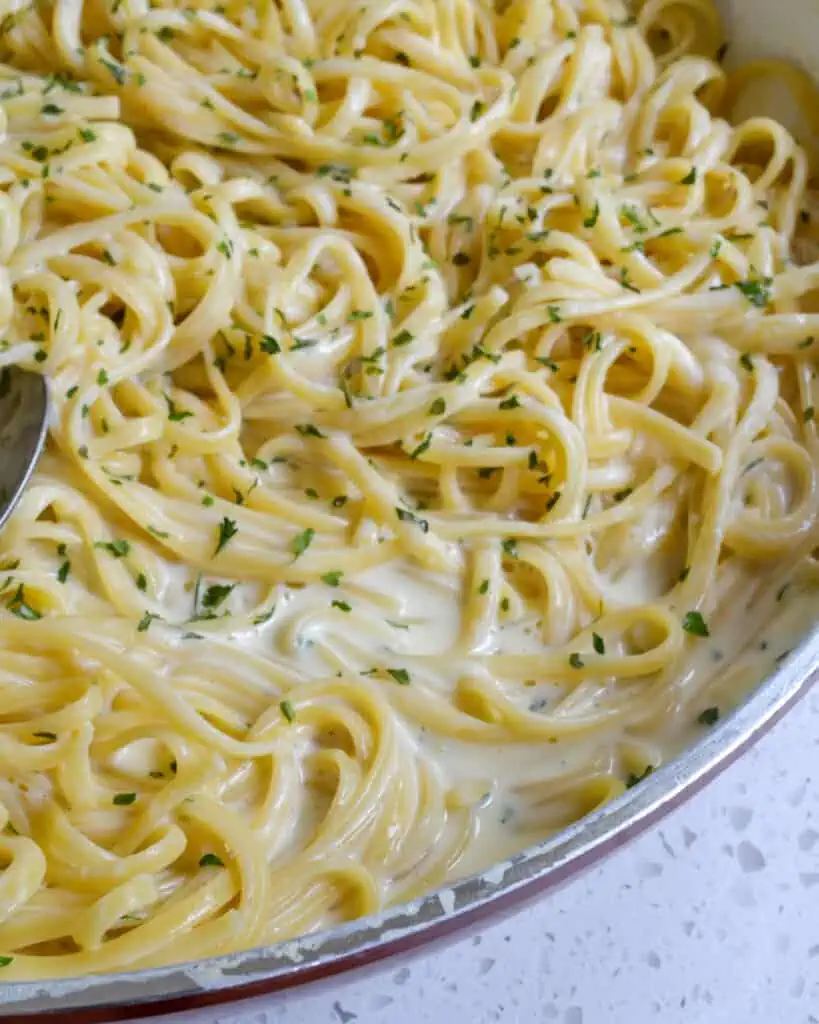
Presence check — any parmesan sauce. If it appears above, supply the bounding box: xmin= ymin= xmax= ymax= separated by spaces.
xmin=148 ymin=543 xmax=818 ymax=878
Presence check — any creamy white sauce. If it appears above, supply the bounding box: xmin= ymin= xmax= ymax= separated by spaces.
xmin=145 ymin=544 xmax=818 ymax=877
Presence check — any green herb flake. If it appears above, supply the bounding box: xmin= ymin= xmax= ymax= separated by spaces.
xmin=410 ymin=433 xmax=432 ymax=459
xmin=260 ymin=335 xmax=281 ymax=354
xmin=583 ymin=201 xmax=600 ymax=229
xmin=387 ymin=668 xmax=410 ymax=685
xmin=626 ymin=765 xmax=653 ymax=788
xmin=621 ymin=205 xmax=647 ymax=233
xmin=292 ymin=527 xmax=315 ymax=558
xmin=735 ymin=278 xmax=773 ymax=308
xmin=166 ymin=396 xmax=192 ymax=422
xmin=280 ymin=699 xmax=296 ymax=723
xmin=395 ymin=507 xmax=429 ymax=532
xmin=697 ymin=706 xmax=720 ymax=726
xmin=295 ymin=423 xmax=326 ymax=439
xmin=592 ymin=632 xmax=605 ymax=655
xmin=214 ymin=517 xmax=238 ymax=555
xmin=199 ymin=853 xmax=225 ymax=867
xmin=682 ymin=610 xmax=709 ymax=637
xmin=501 ymin=538 xmax=518 ymax=558
xmin=95 ymin=539 xmax=130 ymax=558
xmin=569 ymin=652 xmax=584 ymax=669
xmin=113 ymin=792 xmax=136 ymax=805
xmin=201 ymin=583 xmax=234 ymax=609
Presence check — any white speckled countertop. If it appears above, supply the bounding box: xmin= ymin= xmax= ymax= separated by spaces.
xmin=131 ymin=683 xmax=819 ymax=1024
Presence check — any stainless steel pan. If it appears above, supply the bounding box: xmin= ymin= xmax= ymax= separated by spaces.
xmin=0 ymin=625 xmax=815 ymax=1022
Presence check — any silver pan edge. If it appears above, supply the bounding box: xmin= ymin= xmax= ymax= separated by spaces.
xmin=1 ymin=624 xmax=816 ymax=1021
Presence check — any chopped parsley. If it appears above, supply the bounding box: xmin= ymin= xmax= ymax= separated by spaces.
xmin=260 ymin=335 xmax=281 ymax=354
xmin=295 ymin=423 xmax=326 ymax=438
xmin=113 ymin=792 xmax=136 ymax=805
xmin=626 ymin=765 xmax=653 ymax=788
xmin=680 ymin=167 xmax=697 ymax=185
xmin=291 ymin=527 xmax=315 ymax=558
xmin=166 ymin=396 xmax=192 ymax=422
xmin=387 ymin=668 xmax=411 ymax=685
xmin=682 ymin=610 xmax=709 ymax=637
xmin=95 ymin=539 xmax=130 ymax=558
xmin=201 ymin=584 xmax=234 ymax=609
xmin=592 ymin=632 xmax=605 ymax=655
xmin=621 ymin=205 xmax=648 ymax=233
xmin=280 ymin=699 xmax=296 ymax=723
xmin=697 ymin=706 xmax=720 ymax=726
xmin=199 ymin=853 xmax=224 ymax=867
xmin=321 ymin=571 xmax=343 ymax=587
xmin=501 ymin=538 xmax=518 ymax=558
xmin=568 ymin=652 xmax=584 ymax=669
xmin=410 ymin=433 xmax=432 ymax=459
xmin=583 ymin=201 xmax=600 ymax=229
xmin=395 ymin=507 xmax=429 ymax=532
xmin=735 ymin=278 xmax=772 ymax=308
xmin=214 ymin=517 xmax=238 ymax=555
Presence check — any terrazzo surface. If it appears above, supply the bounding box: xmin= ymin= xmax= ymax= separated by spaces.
xmin=132 ymin=683 xmax=819 ymax=1024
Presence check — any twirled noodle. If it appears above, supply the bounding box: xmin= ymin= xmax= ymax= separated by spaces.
xmin=0 ymin=0 xmax=813 ymax=979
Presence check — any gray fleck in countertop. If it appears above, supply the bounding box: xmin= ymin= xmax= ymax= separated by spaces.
xmin=133 ymin=687 xmax=819 ymax=1024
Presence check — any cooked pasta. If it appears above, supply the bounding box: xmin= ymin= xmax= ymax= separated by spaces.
xmin=0 ymin=0 xmax=814 ymax=979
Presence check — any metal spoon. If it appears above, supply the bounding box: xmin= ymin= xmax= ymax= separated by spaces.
xmin=0 ymin=367 xmax=48 ymax=532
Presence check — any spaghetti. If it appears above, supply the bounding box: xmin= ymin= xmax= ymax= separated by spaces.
xmin=0 ymin=0 xmax=813 ymax=978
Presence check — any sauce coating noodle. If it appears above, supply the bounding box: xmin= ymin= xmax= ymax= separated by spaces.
xmin=0 ymin=0 xmax=813 ymax=978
